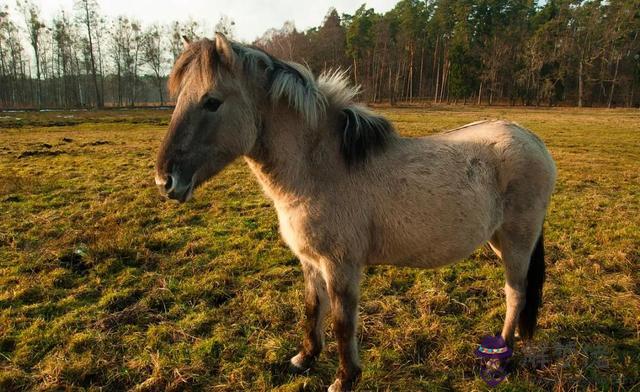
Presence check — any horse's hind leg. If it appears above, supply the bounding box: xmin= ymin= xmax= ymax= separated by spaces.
xmin=290 ymin=260 xmax=329 ymax=371
xmin=489 ymin=220 xmax=545 ymax=347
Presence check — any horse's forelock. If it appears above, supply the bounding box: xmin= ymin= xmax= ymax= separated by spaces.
xmin=168 ymin=39 xmax=218 ymax=97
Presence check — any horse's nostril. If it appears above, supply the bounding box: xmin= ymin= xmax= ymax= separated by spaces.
xmin=165 ymin=174 xmax=174 ymax=192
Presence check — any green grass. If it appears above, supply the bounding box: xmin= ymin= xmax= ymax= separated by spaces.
xmin=0 ymin=106 xmax=638 ymax=391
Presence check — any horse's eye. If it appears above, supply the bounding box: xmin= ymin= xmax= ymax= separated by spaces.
xmin=203 ymin=97 xmax=222 ymax=112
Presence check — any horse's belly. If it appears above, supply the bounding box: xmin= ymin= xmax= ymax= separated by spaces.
xmin=368 ymin=183 xmax=501 ymax=268
xmin=370 ymin=223 xmax=492 ymax=268
xmin=391 ymin=234 xmax=486 ymax=268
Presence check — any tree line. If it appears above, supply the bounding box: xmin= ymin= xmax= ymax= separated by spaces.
xmin=0 ymin=0 xmax=216 ymax=109
xmin=1 ymin=0 xmax=639 ymax=109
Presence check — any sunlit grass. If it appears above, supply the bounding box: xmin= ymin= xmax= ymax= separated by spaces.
xmin=0 ymin=106 xmax=638 ymax=391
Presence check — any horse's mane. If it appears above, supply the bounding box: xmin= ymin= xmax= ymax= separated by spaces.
xmin=168 ymin=38 xmax=396 ymax=165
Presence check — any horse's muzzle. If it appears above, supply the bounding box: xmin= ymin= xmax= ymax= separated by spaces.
xmin=155 ymin=172 xmax=194 ymax=203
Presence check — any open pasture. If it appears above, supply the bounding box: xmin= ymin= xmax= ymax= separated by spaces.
xmin=0 ymin=107 xmax=638 ymax=391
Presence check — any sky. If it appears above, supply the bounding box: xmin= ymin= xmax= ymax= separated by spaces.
xmin=17 ymin=0 xmax=398 ymax=42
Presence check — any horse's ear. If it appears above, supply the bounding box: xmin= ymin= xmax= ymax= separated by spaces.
xmin=182 ymin=35 xmax=191 ymax=49
xmin=214 ymin=32 xmax=236 ymax=69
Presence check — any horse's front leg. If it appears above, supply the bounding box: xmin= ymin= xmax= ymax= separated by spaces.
xmin=291 ymin=260 xmax=329 ymax=372
xmin=325 ymin=262 xmax=362 ymax=392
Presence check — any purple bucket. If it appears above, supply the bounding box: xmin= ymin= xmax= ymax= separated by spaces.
xmin=475 ymin=335 xmax=512 ymax=387
xmin=475 ymin=335 xmax=513 ymax=360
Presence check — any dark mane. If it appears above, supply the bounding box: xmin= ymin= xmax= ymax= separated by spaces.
xmin=340 ymin=107 xmax=396 ymax=166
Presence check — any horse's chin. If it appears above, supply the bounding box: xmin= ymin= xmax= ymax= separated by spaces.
xmin=179 ymin=172 xmax=214 ymax=203
xmin=173 ymin=159 xmax=230 ymax=203
xmin=167 ymin=180 xmax=194 ymax=203
xmin=182 ymin=182 xmax=195 ymax=203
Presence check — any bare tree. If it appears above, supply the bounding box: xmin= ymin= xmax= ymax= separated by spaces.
xmin=130 ymin=20 xmax=142 ymax=106
xmin=110 ymin=16 xmax=127 ymax=106
xmin=143 ymin=24 xmax=165 ymax=105
xmin=74 ymin=0 xmax=102 ymax=107
xmin=168 ymin=21 xmax=183 ymax=63
xmin=0 ymin=3 xmax=28 ymax=106
xmin=18 ymin=0 xmax=44 ymax=107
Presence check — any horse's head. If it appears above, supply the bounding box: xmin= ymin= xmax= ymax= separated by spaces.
xmin=155 ymin=33 xmax=259 ymax=202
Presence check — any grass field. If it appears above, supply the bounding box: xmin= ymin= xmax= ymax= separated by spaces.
xmin=0 ymin=106 xmax=638 ymax=391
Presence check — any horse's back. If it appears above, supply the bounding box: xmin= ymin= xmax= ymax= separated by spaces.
xmin=438 ymin=120 xmax=555 ymax=176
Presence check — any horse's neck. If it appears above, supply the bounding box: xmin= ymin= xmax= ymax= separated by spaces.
xmin=244 ymin=106 xmax=341 ymax=207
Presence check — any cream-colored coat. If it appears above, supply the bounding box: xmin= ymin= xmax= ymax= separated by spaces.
xmin=156 ymin=34 xmax=557 ymax=392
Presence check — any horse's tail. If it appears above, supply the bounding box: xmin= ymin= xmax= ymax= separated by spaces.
xmin=518 ymin=229 xmax=545 ymax=340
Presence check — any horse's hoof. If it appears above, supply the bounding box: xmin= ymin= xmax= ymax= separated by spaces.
xmin=328 ymin=366 xmax=361 ymax=391
xmin=289 ymin=352 xmax=313 ymax=374
xmin=328 ymin=378 xmax=352 ymax=392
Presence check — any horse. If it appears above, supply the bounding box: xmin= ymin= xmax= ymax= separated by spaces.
xmin=155 ymin=33 xmax=557 ymax=391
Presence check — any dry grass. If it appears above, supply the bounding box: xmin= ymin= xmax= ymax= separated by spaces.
xmin=0 ymin=106 xmax=638 ymax=391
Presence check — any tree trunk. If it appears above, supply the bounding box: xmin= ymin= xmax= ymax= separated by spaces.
xmin=388 ymin=64 xmax=393 ymax=105
xmin=33 ymin=41 xmax=42 ymax=108
xmin=132 ymin=39 xmax=140 ymax=107
xmin=578 ymin=58 xmax=584 ymax=108
xmin=116 ymin=60 xmax=122 ymax=107
xmin=83 ymin=0 xmax=102 ymax=108
xmin=352 ymin=57 xmax=358 ymax=86
xmin=443 ymin=60 xmax=450 ymax=103
xmin=0 ymin=39 xmax=7 ymax=105
xmin=394 ymin=60 xmax=403 ymax=105
xmin=433 ymin=36 xmax=439 ymax=103
xmin=408 ymin=44 xmax=414 ymax=103
xmin=418 ymin=44 xmax=424 ymax=100
xmin=155 ymin=71 xmax=164 ymax=106
xmin=607 ymin=55 xmax=620 ymax=109
xmin=97 ymin=33 xmax=105 ymax=107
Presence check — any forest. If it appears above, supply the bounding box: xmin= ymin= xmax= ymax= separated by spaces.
xmin=0 ymin=0 xmax=639 ymax=109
